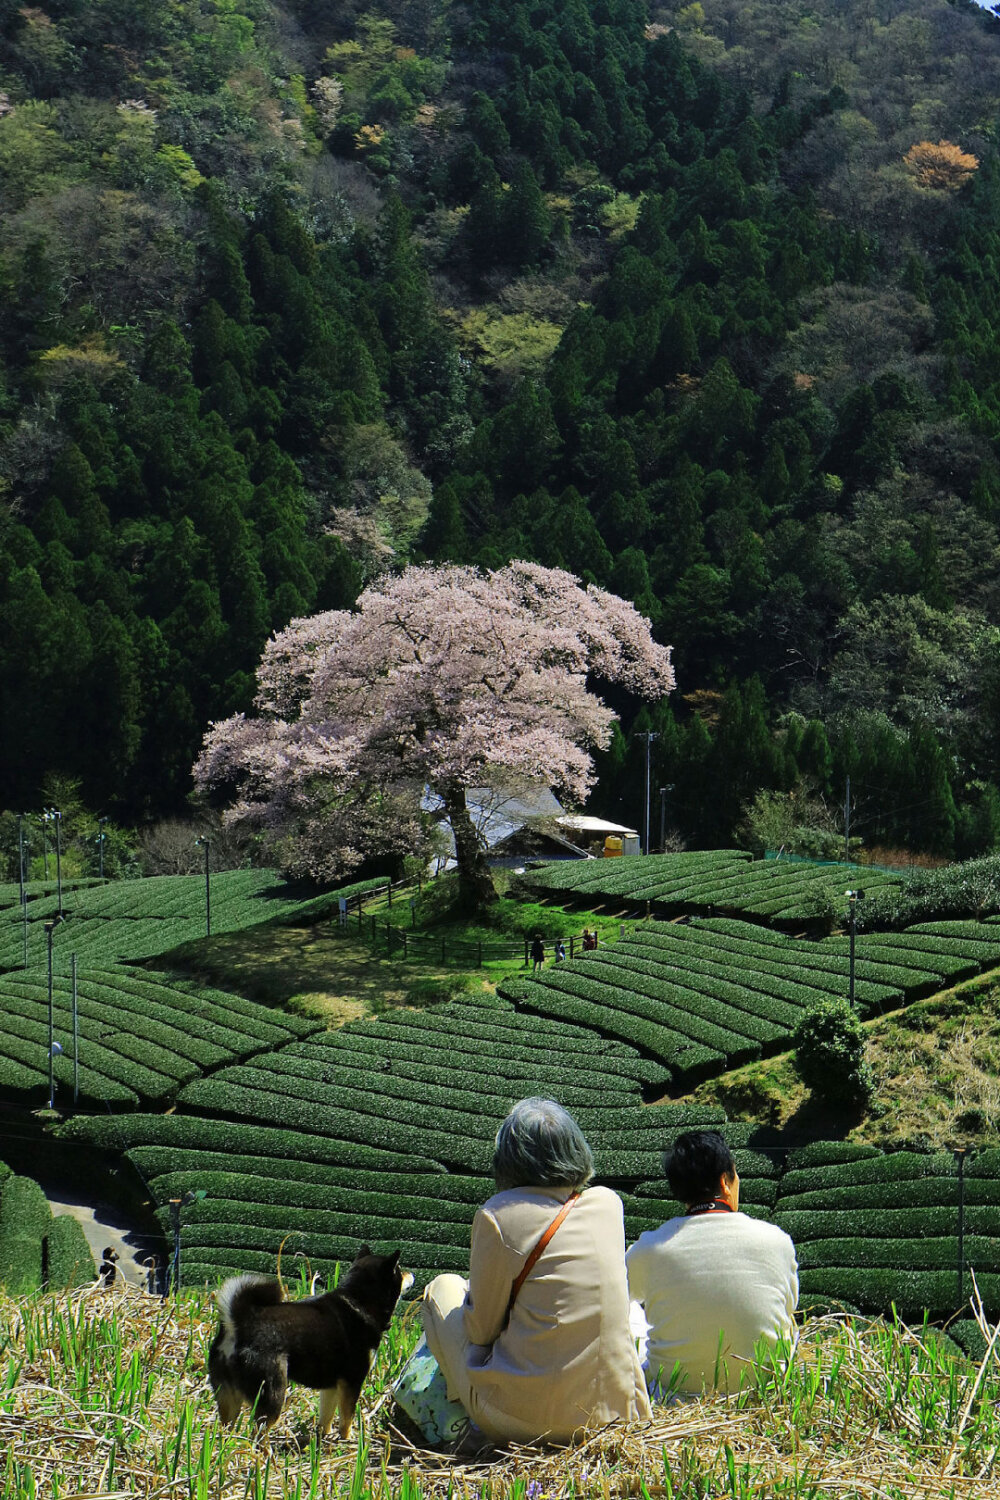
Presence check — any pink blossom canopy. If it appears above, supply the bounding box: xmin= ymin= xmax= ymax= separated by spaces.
xmin=194 ymin=562 xmax=675 ymax=881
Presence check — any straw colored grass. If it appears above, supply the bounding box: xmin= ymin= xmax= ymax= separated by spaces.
xmin=2 ymin=1282 xmax=999 ymax=1499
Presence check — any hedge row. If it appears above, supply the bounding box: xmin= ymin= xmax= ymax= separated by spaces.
xmin=522 ymin=850 xmax=748 ymax=897
xmin=521 ymin=851 xmax=898 ymax=922
xmin=0 ymin=1173 xmax=94 ymax=1292
xmin=144 ymin=1169 xmax=484 ymax=1227
xmin=128 ymin=1148 xmax=483 ymax=1200
xmin=164 ymin=1203 xmax=474 ymax=1250
xmin=576 ymin=952 xmax=791 ymax=1045
xmin=504 ymin=980 xmax=722 ymax=1076
xmin=176 ymin=1078 xmax=495 ymax=1171
xmin=301 ymin=1025 xmax=665 ymax=1093
xmin=59 ymin=1112 xmax=448 ymax=1175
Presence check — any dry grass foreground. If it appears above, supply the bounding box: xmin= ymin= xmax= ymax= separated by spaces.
xmin=2 ymin=1283 xmax=1000 ymax=1499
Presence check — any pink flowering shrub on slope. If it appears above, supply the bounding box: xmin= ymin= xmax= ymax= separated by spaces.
xmin=194 ymin=562 xmax=675 ymax=909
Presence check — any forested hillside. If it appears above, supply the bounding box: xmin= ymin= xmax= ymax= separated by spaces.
xmin=3 ymin=0 xmax=1000 ymax=859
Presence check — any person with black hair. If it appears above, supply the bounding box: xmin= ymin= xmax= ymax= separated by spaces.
xmin=626 ymin=1130 xmax=798 ymax=1399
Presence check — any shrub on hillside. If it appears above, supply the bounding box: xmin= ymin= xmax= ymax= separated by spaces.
xmin=793 ymin=998 xmax=875 ymax=1109
xmin=0 ymin=1176 xmax=52 ymax=1293
xmin=47 ymin=1214 xmax=95 ymax=1287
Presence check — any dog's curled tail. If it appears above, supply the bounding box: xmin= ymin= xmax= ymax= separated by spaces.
xmin=216 ymin=1273 xmax=284 ymax=1346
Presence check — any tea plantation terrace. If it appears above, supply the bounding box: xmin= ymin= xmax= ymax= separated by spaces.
xmin=0 ymin=856 xmax=989 ymax=1361
xmin=499 ymin=916 xmax=1000 ymax=1084
xmin=520 ymin=849 xmax=902 ymax=923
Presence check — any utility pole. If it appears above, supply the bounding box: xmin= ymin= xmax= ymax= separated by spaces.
xmin=18 ymin=815 xmax=28 ymax=970
xmin=637 ymin=732 xmax=659 ymax=855
xmin=44 ymin=808 xmax=63 ymax=916
xmin=659 ymin=784 xmax=674 ymax=854
xmin=195 ymin=837 xmax=211 ymax=935
xmin=72 ymin=952 xmax=79 ymax=1107
xmin=45 ymin=919 xmax=57 ymax=1108
xmin=844 ymin=774 xmax=851 ymax=863
xmin=846 ymin=889 xmax=864 ymax=1007
xmin=97 ymin=817 xmax=108 ymax=882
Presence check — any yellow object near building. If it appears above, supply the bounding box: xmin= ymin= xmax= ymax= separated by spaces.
xmin=603 ymin=836 xmax=623 ymax=857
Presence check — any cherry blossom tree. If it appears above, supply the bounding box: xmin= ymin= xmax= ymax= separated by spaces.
xmin=194 ymin=562 xmax=675 ymax=910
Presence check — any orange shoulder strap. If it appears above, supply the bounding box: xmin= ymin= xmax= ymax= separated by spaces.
xmin=504 ymin=1191 xmax=581 ymax=1324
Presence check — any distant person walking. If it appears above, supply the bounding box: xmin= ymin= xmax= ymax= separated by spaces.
xmin=530 ymin=935 xmax=545 ymax=972
xmin=554 ymin=938 xmax=566 ymax=962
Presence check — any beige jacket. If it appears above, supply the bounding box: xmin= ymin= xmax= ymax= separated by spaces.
xmin=461 ymin=1184 xmax=652 ymax=1442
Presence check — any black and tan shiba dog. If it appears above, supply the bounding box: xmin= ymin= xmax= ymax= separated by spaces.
xmin=207 ymin=1246 xmax=413 ymax=1438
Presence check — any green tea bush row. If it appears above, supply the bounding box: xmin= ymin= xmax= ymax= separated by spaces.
xmin=128 ymin=1147 xmax=484 ymax=1200
xmin=173 ymin=1222 xmax=470 ymax=1261
xmin=145 ymin=1169 xmax=481 ymax=1226
xmin=523 ymin=851 xmax=747 ymax=896
xmin=0 ymin=878 xmax=101 ymax=909
xmin=177 ymin=1080 xmax=495 ymax=1170
xmin=778 ymin=1178 xmax=996 ymax=1212
xmin=578 ymin=952 xmax=792 ymax=1044
xmin=775 ymin=1207 xmax=971 ymax=1241
xmin=784 ymin=1141 xmax=881 ymax=1169
xmin=670 ymin=922 xmax=909 ymax=1001
xmin=75 ymin=971 xmax=312 ymax=1046
xmin=796 ymin=1235 xmax=1000 ymax=1272
xmin=505 ymin=982 xmax=723 ymax=1075
xmin=363 ymin=1002 xmax=643 ymax=1059
xmin=0 ymin=1177 xmax=51 ymax=1293
xmin=510 ymin=965 xmax=760 ymax=1058
xmin=302 ymin=1024 xmax=664 ymax=1092
xmin=298 ymin=1035 xmax=635 ymax=1102
xmin=780 ymin=1151 xmax=957 ymax=1196
xmin=45 ymin=1215 xmax=95 ymax=1287
xmin=798 ymin=1268 xmax=999 ymax=1320
xmin=181 ymin=1240 xmax=469 ymax=1278
xmin=183 ymin=1066 xmax=501 ymax=1141
xmin=93 ymin=968 xmax=315 ymax=1038
xmin=605 ymin=939 xmax=816 ymax=1024
xmin=166 ymin=1202 xmax=473 ymax=1249
xmin=253 ymin=1046 xmax=641 ymax=1117
xmin=60 ymin=1112 xmax=448 ymax=1174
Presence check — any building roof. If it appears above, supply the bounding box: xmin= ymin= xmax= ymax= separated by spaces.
xmin=556 ymin=814 xmax=639 ymax=836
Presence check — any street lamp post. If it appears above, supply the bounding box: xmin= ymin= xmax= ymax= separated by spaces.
xmin=19 ymin=815 xmax=28 ymax=970
xmin=845 ymin=889 xmax=865 ymax=1007
xmin=195 ymin=837 xmax=211 ymax=936
xmin=44 ymin=809 xmax=63 ymax=916
xmin=44 ymin=918 xmax=57 ymax=1108
xmin=659 ymin=784 xmax=674 ymax=854
xmin=97 ymin=817 xmax=108 ymax=882
xmin=637 ymin=732 xmax=659 ymax=855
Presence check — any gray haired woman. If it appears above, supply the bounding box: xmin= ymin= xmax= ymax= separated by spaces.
xmin=421 ymin=1098 xmax=651 ymax=1445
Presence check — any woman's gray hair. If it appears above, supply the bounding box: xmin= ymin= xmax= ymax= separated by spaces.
xmin=493 ymin=1098 xmax=595 ymax=1192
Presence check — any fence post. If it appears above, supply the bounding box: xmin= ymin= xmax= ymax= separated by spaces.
xmin=524 ymin=938 xmax=529 ymax=967
xmin=477 ymin=939 xmax=482 ymax=968
xmin=388 ymin=883 xmax=392 ymax=908
xmin=570 ymin=935 xmax=575 ymax=959
xmin=403 ymin=931 xmax=408 ymax=959
xmin=358 ymin=900 xmax=363 ymax=930
xmin=441 ymin=936 xmax=446 ymax=964
xmin=595 ymin=931 xmax=599 ymax=949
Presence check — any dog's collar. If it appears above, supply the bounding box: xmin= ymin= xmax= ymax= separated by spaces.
xmin=337 ymin=1291 xmax=382 ymax=1330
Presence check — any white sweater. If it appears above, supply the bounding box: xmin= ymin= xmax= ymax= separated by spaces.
xmin=626 ymin=1211 xmax=798 ymax=1396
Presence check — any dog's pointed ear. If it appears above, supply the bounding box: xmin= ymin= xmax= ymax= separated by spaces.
xmin=357 ymin=1242 xmax=372 ymax=1258
xmin=390 ymin=1249 xmax=401 ymax=1266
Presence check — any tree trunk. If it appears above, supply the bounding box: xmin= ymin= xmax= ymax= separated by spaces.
xmin=442 ymin=784 xmax=498 ymax=912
